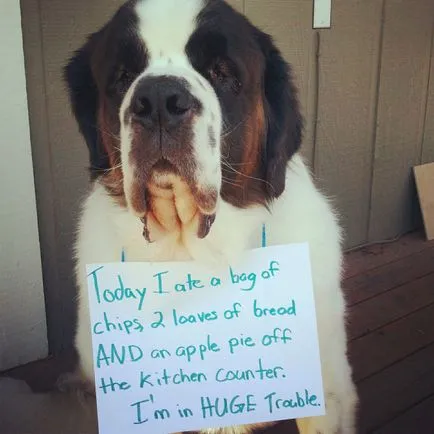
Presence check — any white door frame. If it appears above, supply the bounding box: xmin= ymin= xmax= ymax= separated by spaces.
xmin=0 ymin=0 xmax=48 ymax=371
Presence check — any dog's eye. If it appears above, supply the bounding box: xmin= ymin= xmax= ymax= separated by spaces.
xmin=209 ymin=60 xmax=229 ymax=82
xmin=208 ymin=59 xmax=241 ymax=93
xmin=113 ymin=68 xmax=135 ymax=94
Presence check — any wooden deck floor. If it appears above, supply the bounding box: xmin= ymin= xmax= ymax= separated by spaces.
xmin=4 ymin=232 xmax=434 ymax=433
xmin=344 ymin=231 xmax=434 ymax=434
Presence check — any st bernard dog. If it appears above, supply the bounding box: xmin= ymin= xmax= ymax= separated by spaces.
xmin=64 ymin=0 xmax=358 ymax=433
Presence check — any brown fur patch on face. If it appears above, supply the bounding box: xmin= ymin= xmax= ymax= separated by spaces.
xmin=238 ymin=94 xmax=266 ymax=182
xmin=97 ymin=97 xmax=126 ymax=206
xmin=221 ymin=92 xmax=267 ymax=208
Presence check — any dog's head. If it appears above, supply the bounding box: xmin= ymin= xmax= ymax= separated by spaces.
xmin=65 ymin=0 xmax=302 ymax=241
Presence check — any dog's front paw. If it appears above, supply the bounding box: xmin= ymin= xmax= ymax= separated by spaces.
xmin=296 ymin=413 xmax=355 ymax=434
xmin=199 ymin=427 xmax=249 ymax=434
xmin=198 ymin=422 xmax=272 ymax=434
xmin=297 ymin=415 xmax=335 ymax=434
xmin=56 ymin=370 xmax=95 ymax=398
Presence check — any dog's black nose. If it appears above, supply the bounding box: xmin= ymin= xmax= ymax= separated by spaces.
xmin=131 ymin=76 xmax=193 ymax=128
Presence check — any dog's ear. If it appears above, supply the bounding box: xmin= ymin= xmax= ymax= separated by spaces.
xmin=257 ymin=32 xmax=303 ymax=199
xmin=64 ymin=37 xmax=109 ymax=179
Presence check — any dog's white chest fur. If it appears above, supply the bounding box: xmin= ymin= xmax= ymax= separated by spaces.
xmin=73 ymin=154 xmax=358 ymax=434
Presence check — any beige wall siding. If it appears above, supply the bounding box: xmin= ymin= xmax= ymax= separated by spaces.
xmin=226 ymin=0 xmax=244 ymax=12
xmin=21 ymin=0 xmax=434 ymax=352
xmin=368 ymin=0 xmax=434 ymax=241
xmin=422 ymin=33 xmax=434 ymax=165
xmin=314 ymin=0 xmax=383 ymax=247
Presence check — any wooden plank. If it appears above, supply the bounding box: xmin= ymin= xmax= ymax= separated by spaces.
xmin=345 ymin=246 xmax=434 ymax=306
xmin=369 ymin=0 xmax=434 ymax=242
xmin=422 ymin=24 xmax=434 ymax=164
xmin=349 ymin=303 xmax=434 ymax=382
xmin=414 ymin=163 xmax=434 ymax=240
xmin=245 ymin=0 xmax=316 ymax=165
xmin=347 ymin=272 xmax=434 ymax=341
xmin=343 ymin=231 xmax=432 ymax=279
xmin=314 ymin=0 xmax=382 ymax=248
xmin=372 ymin=393 xmax=434 ymax=434
xmin=357 ymin=343 xmax=434 ymax=433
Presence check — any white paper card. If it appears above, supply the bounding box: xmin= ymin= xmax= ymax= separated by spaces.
xmin=86 ymin=243 xmax=325 ymax=434
xmin=313 ymin=0 xmax=332 ymax=28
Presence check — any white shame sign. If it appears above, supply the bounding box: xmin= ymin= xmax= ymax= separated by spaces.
xmin=86 ymin=243 xmax=325 ymax=434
